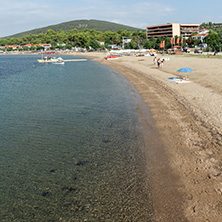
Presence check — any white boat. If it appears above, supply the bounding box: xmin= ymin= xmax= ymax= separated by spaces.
xmin=52 ymin=57 xmax=64 ymax=64
xmin=53 ymin=61 xmax=65 ymax=65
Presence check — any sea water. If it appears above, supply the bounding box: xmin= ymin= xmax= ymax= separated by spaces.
xmin=0 ymin=55 xmax=153 ymax=221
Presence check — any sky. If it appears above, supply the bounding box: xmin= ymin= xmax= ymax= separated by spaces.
xmin=1 ymin=0 xmax=222 ymax=37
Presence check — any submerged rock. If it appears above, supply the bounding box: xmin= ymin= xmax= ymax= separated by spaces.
xmin=102 ymin=139 xmax=112 ymax=143
xmin=41 ymin=191 xmax=50 ymax=197
xmin=49 ymin=169 xmax=56 ymax=173
xmin=73 ymin=159 xmax=87 ymax=166
xmin=62 ymin=186 xmax=77 ymax=194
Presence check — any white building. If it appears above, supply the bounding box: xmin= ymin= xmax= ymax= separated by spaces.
xmin=108 ymin=45 xmax=121 ymax=49
xmin=123 ymin=39 xmax=131 ymax=44
xmin=98 ymin=41 xmax=105 ymax=45
xmin=192 ymin=29 xmax=209 ymax=42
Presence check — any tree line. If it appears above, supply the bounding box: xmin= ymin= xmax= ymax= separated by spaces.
xmin=0 ymin=23 xmax=221 ymax=52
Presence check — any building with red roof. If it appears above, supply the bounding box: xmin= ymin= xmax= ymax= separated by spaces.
xmin=5 ymin=45 xmax=19 ymax=49
xmin=98 ymin=41 xmax=105 ymax=45
xmin=33 ymin=43 xmax=51 ymax=49
xmin=23 ymin=44 xmax=32 ymax=48
xmin=192 ymin=29 xmax=209 ymax=42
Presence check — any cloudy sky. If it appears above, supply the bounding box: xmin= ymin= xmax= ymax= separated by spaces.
xmin=1 ymin=0 xmax=221 ymax=37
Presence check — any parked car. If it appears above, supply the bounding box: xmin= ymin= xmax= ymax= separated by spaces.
xmin=194 ymin=49 xmax=202 ymax=53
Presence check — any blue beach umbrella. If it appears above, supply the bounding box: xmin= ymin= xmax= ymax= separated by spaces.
xmin=177 ymin=67 xmax=194 ymax=79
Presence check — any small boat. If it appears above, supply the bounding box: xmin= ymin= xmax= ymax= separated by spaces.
xmin=175 ymin=79 xmax=191 ymax=84
xmin=53 ymin=61 xmax=65 ymax=65
xmin=168 ymin=77 xmax=183 ymax=81
xmin=53 ymin=57 xmax=64 ymax=64
xmin=136 ymin=53 xmax=145 ymax=57
xmin=104 ymin=55 xmax=119 ymax=60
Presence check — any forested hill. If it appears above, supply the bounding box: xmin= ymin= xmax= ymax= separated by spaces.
xmin=200 ymin=22 xmax=222 ymax=29
xmin=9 ymin=19 xmax=141 ymax=38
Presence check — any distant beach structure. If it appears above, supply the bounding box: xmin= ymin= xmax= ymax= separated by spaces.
xmin=146 ymin=23 xmax=200 ymax=39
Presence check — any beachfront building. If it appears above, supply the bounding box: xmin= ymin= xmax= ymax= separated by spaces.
xmin=98 ymin=41 xmax=105 ymax=45
xmin=180 ymin=24 xmax=200 ymax=38
xmin=22 ymin=44 xmax=32 ymax=48
xmin=146 ymin=23 xmax=200 ymax=39
xmin=5 ymin=45 xmax=20 ymax=50
xmin=123 ymin=39 xmax=132 ymax=44
xmin=108 ymin=45 xmax=121 ymax=49
xmin=192 ymin=29 xmax=209 ymax=42
xmin=57 ymin=43 xmax=66 ymax=47
xmin=33 ymin=43 xmax=52 ymax=49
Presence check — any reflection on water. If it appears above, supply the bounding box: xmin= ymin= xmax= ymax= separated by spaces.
xmin=0 ymin=55 xmax=153 ymax=221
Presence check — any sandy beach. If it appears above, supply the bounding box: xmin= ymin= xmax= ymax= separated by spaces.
xmin=75 ymin=52 xmax=222 ymax=221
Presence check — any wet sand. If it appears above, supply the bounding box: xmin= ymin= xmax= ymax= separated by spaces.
xmin=74 ymin=52 xmax=222 ymax=221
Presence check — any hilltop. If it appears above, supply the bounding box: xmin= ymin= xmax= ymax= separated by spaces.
xmin=200 ymin=22 xmax=222 ymax=29
xmin=8 ymin=19 xmax=141 ymax=38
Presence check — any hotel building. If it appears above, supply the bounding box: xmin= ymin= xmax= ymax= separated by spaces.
xmin=146 ymin=23 xmax=200 ymax=39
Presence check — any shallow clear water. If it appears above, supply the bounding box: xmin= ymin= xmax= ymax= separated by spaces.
xmin=0 ymin=55 xmax=153 ymax=221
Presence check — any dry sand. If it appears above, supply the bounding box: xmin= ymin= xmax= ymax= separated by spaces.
xmin=77 ymin=52 xmax=222 ymax=221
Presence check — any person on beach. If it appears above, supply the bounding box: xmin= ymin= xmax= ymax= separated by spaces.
xmin=161 ymin=59 xmax=165 ymax=68
xmin=157 ymin=58 xmax=161 ymax=68
xmin=153 ymin=57 xmax=157 ymax=65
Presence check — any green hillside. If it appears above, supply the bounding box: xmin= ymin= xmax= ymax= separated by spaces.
xmin=9 ymin=19 xmax=141 ymax=38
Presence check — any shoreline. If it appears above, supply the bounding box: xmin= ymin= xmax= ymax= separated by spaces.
xmin=77 ymin=52 xmax=222 ymax=221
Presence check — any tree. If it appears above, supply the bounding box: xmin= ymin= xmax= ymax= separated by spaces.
xmin=66 ymin=44 xmax=73 ymax=50
xmin=46 ymin=29 xmax=56 ymax=36
xmin=181 ymin=38 xmax=186 ymax=48
xmin=148 ymin=36 xmax=157 ymax=48
xmin=144 ymin=40 xmax=152 ymax=49
xmin=51 ymin=41 xmax=57 ymax=47
xmin=113 ymin=34 xmax=121 ymax=45
xmin=118 ymin=30 xmax=132 ymax=39
xmin=186 ymin=37 xmax=194 ymax=47
xmin=6 ymin=47 xmax=13 ymax=51
xmin=77 ymin=33 xmax=90 ymax=47
xmin=129 ymin=40 xmax=137 ymax=49
xmin=23 ymin=46 xmax=30 ymax=51
xmin=89 ymin=40 xmax=100 ymax=49
xmin=103 ymin=31 xmax=116 ymax=44
xmin=201 ymin=22 xmax=206 ymax=28
xmin=193 ymin=39 xmax=201 ymax=46
xmin=205 ymin=30 xmax=220 ymax=46
xmin=139 ymin=30 xmax=147 ymax=40
xmin=204 ymin=29 xmax=222 ymax=51
xmin=36 ymin=46 xmax=44 ymax=51
xmin=165 ymin=38 xmax=171 ymax=49
xmin=85 ymin=42 xmax=90 ymax=50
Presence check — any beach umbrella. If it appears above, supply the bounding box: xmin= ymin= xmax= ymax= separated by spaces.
xmin=177 ymin=67 xmax=194 ymax=79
